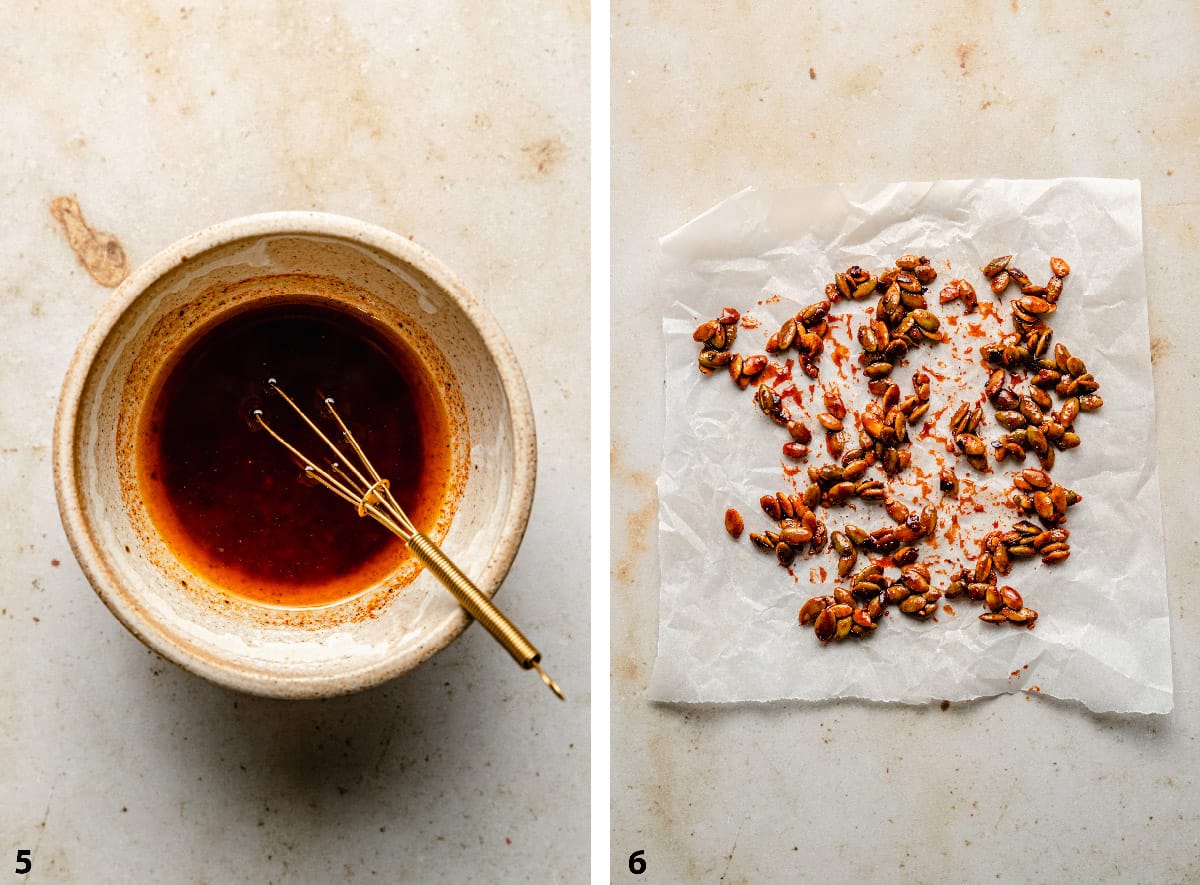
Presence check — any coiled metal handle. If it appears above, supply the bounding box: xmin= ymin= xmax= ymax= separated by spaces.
xmin=407 ymin=532 xmax=563 ymax=700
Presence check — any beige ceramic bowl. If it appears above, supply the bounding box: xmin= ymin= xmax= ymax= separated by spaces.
xmin=54 ymin=212 xmax=536 ymax=698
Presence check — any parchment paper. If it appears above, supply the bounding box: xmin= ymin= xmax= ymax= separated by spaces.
xmin=650 ymin=179 xmax=1172 ymax=714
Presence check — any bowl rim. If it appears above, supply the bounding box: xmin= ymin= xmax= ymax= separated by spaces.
xmin=52 ymin=211 xmax=537 ymax=698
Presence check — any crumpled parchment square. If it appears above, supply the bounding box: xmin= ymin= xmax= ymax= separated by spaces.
xmin=650 ymin=179 xmax=1172 ymax=714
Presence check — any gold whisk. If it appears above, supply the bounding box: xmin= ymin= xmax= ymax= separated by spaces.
xmin=252 ymin=380 xmax=564 ymax=701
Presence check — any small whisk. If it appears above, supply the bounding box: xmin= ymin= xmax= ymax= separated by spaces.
xmin=253 ymin=380 xmax=564 ymax=701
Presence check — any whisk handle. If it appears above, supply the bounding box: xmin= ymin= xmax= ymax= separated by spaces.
xmin=406 ymin=532 xmax=541 ymax=669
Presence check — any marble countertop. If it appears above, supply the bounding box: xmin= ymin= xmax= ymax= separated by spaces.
xmin=612 ymin=1 xmax=1199 ymax=881
xmin=0 ymin=5 xmax=588 ymax=883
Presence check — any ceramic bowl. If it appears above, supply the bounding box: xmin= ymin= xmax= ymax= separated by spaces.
xmin=53 ymin=212 xmax=536 ymax=698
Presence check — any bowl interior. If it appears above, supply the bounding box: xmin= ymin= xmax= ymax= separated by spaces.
xmin=60 ymin=223 xmax=532 ymax=697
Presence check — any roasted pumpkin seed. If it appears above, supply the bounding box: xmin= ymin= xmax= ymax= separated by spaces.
xmin=982 ymin=255 xmax=1012 ymax=278
xmin=813 ymin=607 xmax=837 ymax=640
xmin=787 ymin=420 xmax=813 ymax=444
xmin=724 ymin=508 xmax=744 ymax=539
xmin=776 ymin=542 xmax=795 ymax=567
xmin=817 ymin=413 xmax=844 ymax=432
xmin=782 ymin=442 xmax=810 ymax=460
xmin=1007 ymin=267 xmax=1032 ymax=288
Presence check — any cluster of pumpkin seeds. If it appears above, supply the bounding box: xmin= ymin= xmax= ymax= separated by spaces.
xmin=942 ymin=254 xmax=1097 ymax=627
xmin=1011 ymin=469 xmax=1081 ymax=531
xmin=827 ymin=503 xmax=937 ymax=580
xmin=856 ymin=370 xmax=931 ymax=476
xmin=949 ymin=399 xmax=988 ymax=470
xmin=693 ymin=307 xmax=773 ymax=391
xmin=854 ymin=255 xmax=943 ymax=381
xmin=703 ymin=251 xmax=1101 ymax=644
xmin=799 ymin=588 xmax=878 ymax=640
xmin=792 ymin=255 xmax=954 ymax=642
xmin=982 ymin=336 xmax=1100 ymax=471
xmin=815 ymin=389 xmax=848 ymax=459
xmin=764 ymin=298 xmax=835 ymax=378
xmin=986 ymin=514 xmax=1073 ymax=571
xmin=795 ymin=501 xmax=942 ymax=640
xmin=782 ymin=417 xmax=812 ymax=460
xmin=743 ymin=490 xmax=829 ymax=568
xmin=693 ymin=307 xmax=739 ymax=372
xmin=983 ymin=253 xmax=1070 ymax=303
xmin=943 ymin=513 xmax=1076 ymax=627
xmin=974 ymin=260 xmax=1099 ymax=496
xmin=945 ymin=552 xmax=1037 ymax=626
xmin=800 ymin=556 xmax=946 ymax=641
xmin=715 ymin=254 xmax=953 ymax=643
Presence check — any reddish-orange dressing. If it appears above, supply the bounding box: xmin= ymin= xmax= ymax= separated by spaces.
xmin=138 ymin=301 xmax=451 ymax=607
xmin=947 ymin=514 xmax=960 ymax=543
xmin=977 ymin=302 xmax=1001 ymax=323
xmin=765 ymin=359 xmax=794 ymax=385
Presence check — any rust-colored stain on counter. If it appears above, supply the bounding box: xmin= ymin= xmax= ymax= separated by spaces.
xmin=48 ymin=196 xmax=130 ymax=287
xmin=614 ymin=499 xmax=656 ymax=586
xmin=522 ymin=136 xmax=567 ymax=177
xmin=614 ymin=461 xmax=658 ymax=587
xmin=956 ymin=42 xmax=976 ymax=75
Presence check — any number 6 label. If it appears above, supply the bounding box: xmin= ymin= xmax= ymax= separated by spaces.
xmin=628 ymin=849 xmax=646 ymax=875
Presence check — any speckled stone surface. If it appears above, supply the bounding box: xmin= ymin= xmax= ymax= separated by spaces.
xmin=0 ymin=4 xmax=588 ymax=882
xmin=612 ymin=2 xmax=1199 ymax=881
